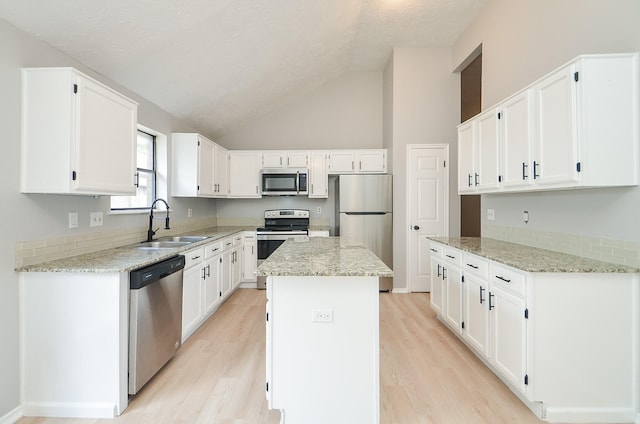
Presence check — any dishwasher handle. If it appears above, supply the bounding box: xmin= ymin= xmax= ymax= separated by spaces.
xmin=130 ymin=255 xmax=185 ymax=290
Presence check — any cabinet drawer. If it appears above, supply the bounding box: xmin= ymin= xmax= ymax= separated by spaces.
xmin=463 ymin=253 xmax=488 ymax=279
xmin=184 ymin=247 xmax=205 ymax=269
xmin=222 ymin=237 xmax=234 ymax=251
xmin=429 ymin=241 xmax=444 ymax=258
xmin=443 ymin=246 xmax=463 ymax=266
xmin=490 ymin=263 xmax=526 ymax=296
xmin=204 ymin=241 xmax=223 ymax=259
xmin=233 ymin=234 xmax=243 ymax=247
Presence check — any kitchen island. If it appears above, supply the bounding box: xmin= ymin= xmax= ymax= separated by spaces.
xmin=257 ymin=237 xmax=393 ymax=424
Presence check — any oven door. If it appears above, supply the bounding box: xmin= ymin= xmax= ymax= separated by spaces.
xmin=257 ymin=237 xmax=287 ymax=260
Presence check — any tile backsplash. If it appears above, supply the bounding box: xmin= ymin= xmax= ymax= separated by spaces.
xmin=483 ymin=225 xmax=640 ymax=268
xmin=15 ymin=216 xmax=217 ymax=268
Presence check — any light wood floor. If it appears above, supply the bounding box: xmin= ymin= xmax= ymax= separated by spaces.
xmin=18 ymin=289 xmax=544 ymax=424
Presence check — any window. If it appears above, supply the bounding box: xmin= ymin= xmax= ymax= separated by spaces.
xmin=111 ymin=130 xmax=156 ymax=210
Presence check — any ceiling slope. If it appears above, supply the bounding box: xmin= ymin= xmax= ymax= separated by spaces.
xmin=0 ymin=0 xmax=486 ymax=137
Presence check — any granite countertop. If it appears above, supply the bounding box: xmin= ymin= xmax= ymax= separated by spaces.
xmin=429 ymin=237 xmax=639 ymax=273
xmin=256 ymin=236 xmax=393 ymax=277
xmin=16 ymin=226 xmax=256 ymax=273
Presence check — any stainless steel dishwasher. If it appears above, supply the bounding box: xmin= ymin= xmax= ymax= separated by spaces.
xmin=129 ymin=255 xmax=185 ymax=395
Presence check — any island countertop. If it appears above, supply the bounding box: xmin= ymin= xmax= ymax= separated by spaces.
xmin=256 ymin=236 xmax=393 ymax=277
xmin=429 ymin=236 xmax=639 ymax=273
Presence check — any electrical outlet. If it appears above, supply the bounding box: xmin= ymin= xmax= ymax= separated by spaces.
xmin=487 ymin=209 xmax=495 ymax=221
xmin=68 ymin=212 xmax=78 ymax=229
xmin=316 ymin=206 xmax=322 ymax=214
xmin=311 ymin=309 xmax=333 ymax=323
xmin=187 ymin=208 xmax=193 ymax=218
xmin=523 ymin=210 xmax=529 ymax=224
xmin=90 ymin=212 xmax=104 ymax=227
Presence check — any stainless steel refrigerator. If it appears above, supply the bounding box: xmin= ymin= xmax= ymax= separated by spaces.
xmin=335 ymin=174 xmax=393 ymax=291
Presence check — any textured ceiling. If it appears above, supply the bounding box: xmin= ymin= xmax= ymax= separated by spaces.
xmin=0 ymin=0 xmax=487 ymax=137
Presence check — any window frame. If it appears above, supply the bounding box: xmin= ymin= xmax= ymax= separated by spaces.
xmin=110 ymin=129 xmax=158 ymax=211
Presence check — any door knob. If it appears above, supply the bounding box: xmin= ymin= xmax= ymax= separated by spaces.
xmin=413 ymin=225 xmax=420 ymax=230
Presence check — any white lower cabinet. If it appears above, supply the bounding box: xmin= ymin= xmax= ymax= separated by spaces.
xmin=429 ymin=243 xmax=445 ymax=315
xmin=242 ymin=232 xmax=257 ymax=282
xmin=182 ymin=235 xmax=244 ymax=342
xmin=462 ymin=253 xmax=490 ymax=357
xmin=181 ymin=247 xmax=205 ymax=341
xmin=443 ymin=247 xmax=463 ymax=335
xmin=429 ymin=240 xmax=639 ymax=423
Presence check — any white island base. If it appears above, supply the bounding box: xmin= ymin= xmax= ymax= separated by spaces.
xmin=266 ymin=275 xmax=380 ymax=424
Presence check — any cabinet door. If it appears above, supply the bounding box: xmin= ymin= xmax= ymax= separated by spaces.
xmin=476 ymin=110 xmax=501 ymax=191
xmin=286 ymin=152 xmax=308 ymax=168
xmin=214 ymin=144 xmax=228 ymax=196
xmin=357 ymin=150 xmax=386 ymax=173
xmin=457 ymin=120 xmax=476 ymax=193
xmin=328 ymin=151 xmax=356 ymax=173
xmin=262 ymin=151 xmax=285 ymax=168
xmin=429 ymin=256 xmax=444 ymax=316
xmin=182 ymin=265 xmax=204 ymax=341
xmin=75 ymin=75 xmax=137 ymax=194
xmin=444 ymin=264 xmax=463 ymax=334
xmin=533 ymin=64 xmax=579 ymax=186
xmin=221 ymin=250 xmax=233 ymax=298
xmin=463 ymin=274 xmax=489 ymax=357
xmin=242 ymin=241 xmax=257 ymax=282
xmin=228 ymin=152 xmax=261 ymax=197
xmin=308 ymin=152 xmax=328 ymax=198
xmin=490 ymin=285 xmax=527 ymax=394
xmin=501 ymin=90 xmax=533 ymax=189
xmin=203 ymin=256 xmax=220 ymax=316
xmin=198 ymin=138 xmax=215 ymax=196
xmin=232 ymin=247 xmax=242 ymax=289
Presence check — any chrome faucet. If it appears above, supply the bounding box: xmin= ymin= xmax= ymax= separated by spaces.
xmin=146 ymin=198 xmax=170 ymax=242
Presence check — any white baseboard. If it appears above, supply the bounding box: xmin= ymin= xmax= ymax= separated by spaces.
xmin=0 ymin=405 xmax=23 ymax=424
xmin=391 ymin=288 xmax=409 ymax=294
xmin=22 ymin=401 xmax=117 ymax=419
xmin=544 ymin=407 xmax=637 ymax=423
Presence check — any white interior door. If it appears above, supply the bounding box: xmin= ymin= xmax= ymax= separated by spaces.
xmin=407 ymin=146 xmax=448 ymax=292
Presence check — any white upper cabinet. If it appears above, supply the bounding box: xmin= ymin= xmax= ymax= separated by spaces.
xmin=457 ymin=120 xmax=477 ymax=193
xmin=458 ymin=53 xmax=639 ymax=194
xmin=327 ymin=149 xmax=387 ymax=174
xmin=286 ymin=152 xmax=308 ymax=168
xmin=261 ymin=151 xmax=309 ymax=169
xmin=214 ymin=144 xmax=228 ymax=196
xmin=500 ymin=90 xmax=533 ymax=189
xmin=21 ymin=67 xmax=138 ymax=195
xmin=228 ymin=151 xmax=261 ymax=197
xmin=172 ymin=133 xmax=227 ymax=198
xmin=308 ymin=152 xmax=328 ymax=198
xmin=458 ymin=110 xmax=500 ymax=193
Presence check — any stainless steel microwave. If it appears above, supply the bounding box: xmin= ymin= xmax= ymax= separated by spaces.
xmin=262 ymin=169 xmax=308 ymax=196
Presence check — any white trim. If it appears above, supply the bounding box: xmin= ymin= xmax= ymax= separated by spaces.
xmin=391 ymin=288 xmax=409 ymax=294
xmin=0 ymin=405 xmax=23 ymax=424
xmin=405 ymin=144 xmax=450 ymax=293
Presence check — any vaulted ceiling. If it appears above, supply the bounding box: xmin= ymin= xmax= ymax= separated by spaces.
xmin=0 ymin=0 xmax=487 ymax=137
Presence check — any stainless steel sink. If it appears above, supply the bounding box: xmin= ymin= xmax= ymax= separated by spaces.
xmin=137 ymin=241 xmax=192 ymax=249
xmin=157 ymin=235 xmax=209 ymax=243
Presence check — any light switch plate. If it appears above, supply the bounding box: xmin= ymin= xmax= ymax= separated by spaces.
xmin=68 ymin=212 xmax=78 ymax=229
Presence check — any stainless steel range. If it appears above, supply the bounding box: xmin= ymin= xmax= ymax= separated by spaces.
xmin=256 ymin=209 xmax=309 ymax=289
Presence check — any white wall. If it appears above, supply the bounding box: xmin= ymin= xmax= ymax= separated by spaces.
xmin=385 ymin=47 xmax=461 ymax=291
xmin=218 ymin=71 xmax=383 ymax=150
xmin=452 ymin=0 xmax=640 ymax=244
xmin=215 ymin=72 xmax=382 ymax=226
xmin=0 ymin=18 xmax=215 ymax=420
